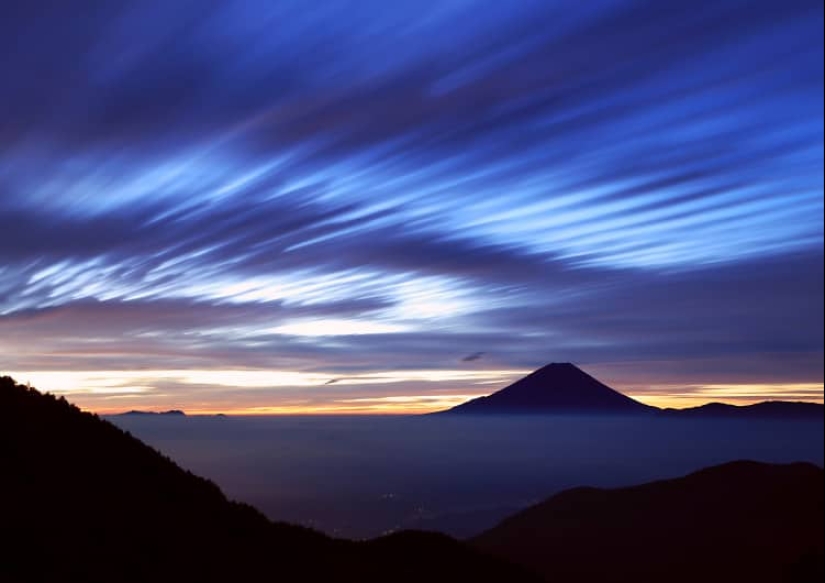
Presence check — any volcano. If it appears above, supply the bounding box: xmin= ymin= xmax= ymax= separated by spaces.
xmin=444 ymin=362 xmax=654 ymax=415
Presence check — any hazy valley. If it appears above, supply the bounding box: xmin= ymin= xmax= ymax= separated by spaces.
xmin=110 ymin=412 xmax=824 ymax=539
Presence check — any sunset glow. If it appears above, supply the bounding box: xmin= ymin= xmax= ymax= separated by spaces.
xmin=1 ymin=0 xmax=822 ymax=413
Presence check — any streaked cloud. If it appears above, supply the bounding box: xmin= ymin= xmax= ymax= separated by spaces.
xmin=0 ymin=0 xmax=822 ymax=411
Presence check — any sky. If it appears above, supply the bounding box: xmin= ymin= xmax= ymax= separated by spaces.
xmin=0 ymin=0 xmax=822 ymax=413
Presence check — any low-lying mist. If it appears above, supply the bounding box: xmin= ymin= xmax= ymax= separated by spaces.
xmin=110 ymin=414 xmax=823 ymax=539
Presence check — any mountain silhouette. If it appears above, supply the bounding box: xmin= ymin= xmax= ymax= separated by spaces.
xmin=444 ymin=362 xmax=654 ymax=414
xmin=0 ymin=375 xmax=540 ymax=583
xmin=472 ymin=460 xmax=824 ymax=583
xmin=117 ymin=409 xmax=187 ymax=416
xmin=442 ymin=363 xmax=823 ymax=418
xmin=661 ymin=400 xmax=824 ymax=419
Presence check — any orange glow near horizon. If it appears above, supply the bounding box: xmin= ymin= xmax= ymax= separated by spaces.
xmin=73 ymin=385 xmax=825 ymax=416
xmin=629 ymin=383 xmax=825 ymax=410
xmin=158 ymin=394 xmax=491 ymax=416
xmin=3 ymin=368 xmax=526 ymax=415
xmin=5 ymin=369 xmax=822 ymax=416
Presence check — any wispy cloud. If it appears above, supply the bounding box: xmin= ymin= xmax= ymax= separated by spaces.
xmin=0 ymin=0 xmax=822 ymax=410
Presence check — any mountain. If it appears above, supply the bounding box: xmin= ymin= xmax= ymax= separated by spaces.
xmin=117 ymin=409 xmax=187 ymax=416
xmin=442 ymin=363 xmax=823 ymax=418
xmin=472 ymin=461 xmax=824 ymax=583
xmin=443 ymin=362 xmax=654 ymax=414
xmin=661 ymin=400 xmax=824 ymax=419
xmin=0 ymin=376 xmax=540 ymax=583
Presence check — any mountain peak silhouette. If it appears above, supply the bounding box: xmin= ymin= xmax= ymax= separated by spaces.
xmin=445 ymin=362 xmax=653 ymax=414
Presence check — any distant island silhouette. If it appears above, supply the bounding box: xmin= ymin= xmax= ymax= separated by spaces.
xmin=472 ymin=460 xmax=824 ymax=583
xmin=112 ymin=410 xmax=235 ymax=418
xmin=442 ymin=362 xmax=824 ymax=419
xmin=117 ymin=409 xmax=187 ymax=416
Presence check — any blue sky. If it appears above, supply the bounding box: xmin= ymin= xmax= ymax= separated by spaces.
xmin=0 ymin=0 xmax=822 ymax=412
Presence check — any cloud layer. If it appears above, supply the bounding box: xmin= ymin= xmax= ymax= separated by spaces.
xmin=0 ymin=0 xmax=822 ymax=411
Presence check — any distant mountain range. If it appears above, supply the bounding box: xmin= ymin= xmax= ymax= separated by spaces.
xmin=442 ymin=362 xmax=824 ymax=418
xmin=472 ymin=460 xmax=824 ymax=583
xmin=117 ymin=409 xmax=187 ymax=416
xmin=660 ymin=400 xmax=824 ymax=419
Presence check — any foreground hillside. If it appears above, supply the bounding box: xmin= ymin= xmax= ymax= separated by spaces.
xmin=472 ymin=460 xmax=824 ymax=583
xmin=4 ymin=374 xmax=820 ymax=583
xmin=0 ymin=376 xmax=539 ymax=583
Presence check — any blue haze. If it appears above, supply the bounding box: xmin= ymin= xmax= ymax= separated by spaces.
xmin=111 ymin=415 xmax=824 ymax=538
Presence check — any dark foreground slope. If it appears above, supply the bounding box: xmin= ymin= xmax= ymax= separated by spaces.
xmin=472 ymin=461 xmax=824 ymax=583
xmin=0 ymin=376 xmax=539 ymax=583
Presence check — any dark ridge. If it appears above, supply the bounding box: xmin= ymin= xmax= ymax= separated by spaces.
xmin=117 ymin=409 xmax=187 ymax=416
xmin=0 ymin=376 xmax=540 ymax=583
xmin=443 ymin=362 xmax=654 ymax=415
xmin=472 ymin=460 xmax=824 ymax=583
xmin=661 ymin=400 xmax=824 ymax=419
